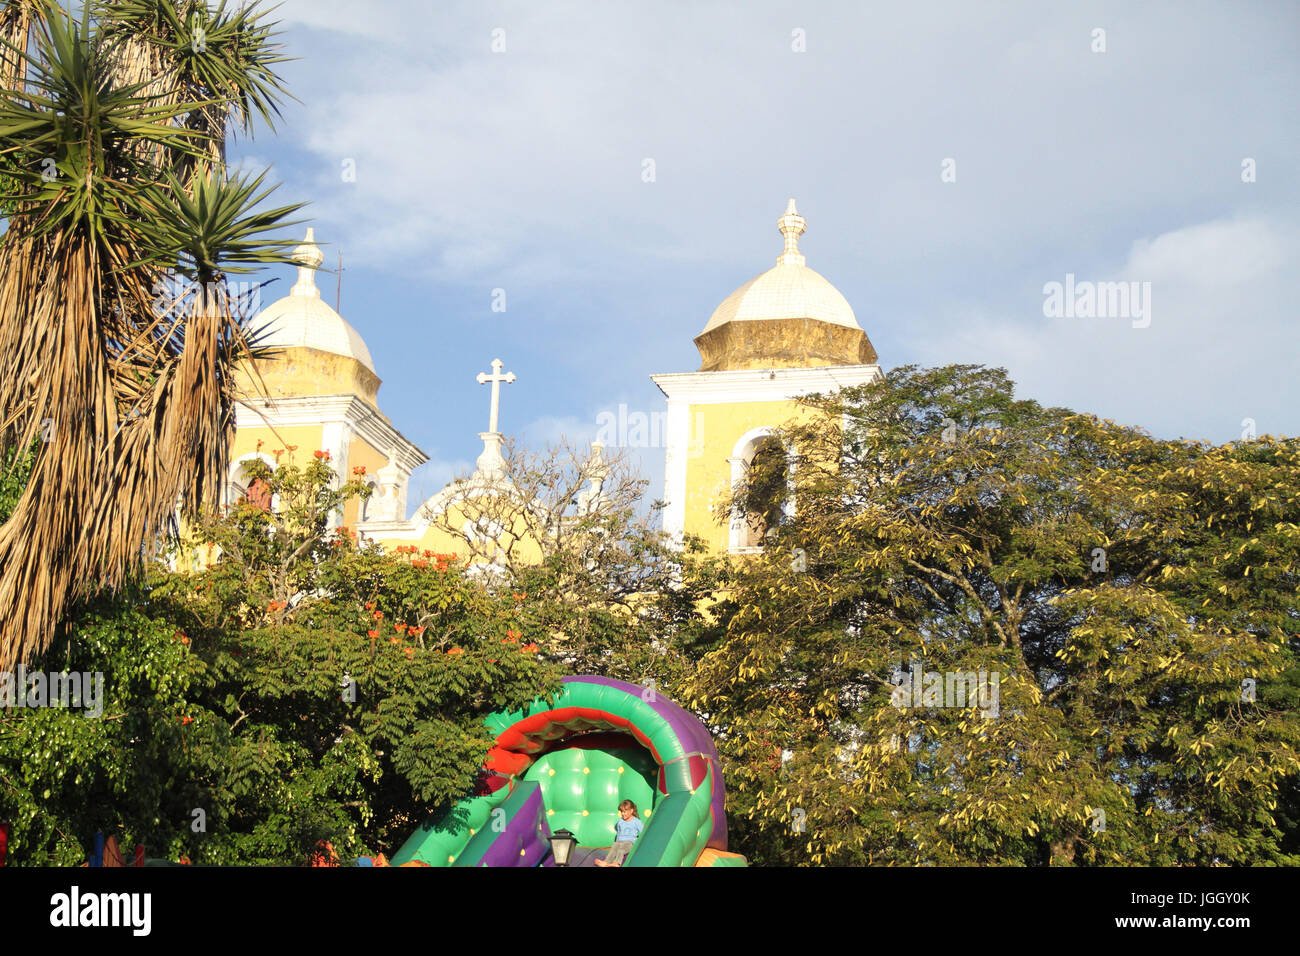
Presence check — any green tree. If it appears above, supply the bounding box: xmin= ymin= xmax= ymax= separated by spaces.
xmin=0 ymin=455 xmax=562 ymax=864
xmin=690 ymin=364 xmax=1300 ymax=866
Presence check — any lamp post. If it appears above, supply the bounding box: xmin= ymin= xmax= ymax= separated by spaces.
xmin=548 ymin=829 xmax=578 ymax=867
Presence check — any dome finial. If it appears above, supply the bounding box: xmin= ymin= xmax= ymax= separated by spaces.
xmin=290 ymin=227 xmax=324 ymax=297
xmin=777 ymin=198 xmax=806 ymax=266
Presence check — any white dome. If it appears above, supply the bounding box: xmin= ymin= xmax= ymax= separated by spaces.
xmin=249 ymin=229 xmax=376 ymax=373
xmin=700 ymin=199 xmax=861 ymax=335
xmin=701 ymin=260 xmax=860 ymax=334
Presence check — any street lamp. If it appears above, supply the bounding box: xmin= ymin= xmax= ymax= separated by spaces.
xmin=548 ymin=829 xmax=578 ymax=867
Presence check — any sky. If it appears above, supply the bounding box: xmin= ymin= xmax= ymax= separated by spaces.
xmin=230 ymin=0 xmax=1300 ymax=517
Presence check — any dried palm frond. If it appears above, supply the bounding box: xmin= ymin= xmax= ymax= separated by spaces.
xmin=0 ymin=0 xmax=50 ymax=93
xmin=0 ymin=6 xmax=302 ymax=669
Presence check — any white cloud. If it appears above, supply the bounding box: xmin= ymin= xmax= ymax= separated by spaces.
xmin=245 ymin=1 xmax=1300 ymax=452
xmin=916 ymin=216 xmax=1298 ymax=441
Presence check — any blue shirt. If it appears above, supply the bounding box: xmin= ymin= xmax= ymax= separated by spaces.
xmin=615 ymin=816 xmax=643 ymax=843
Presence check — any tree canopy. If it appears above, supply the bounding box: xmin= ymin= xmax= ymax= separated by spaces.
xmin=688 ymin=364 xmax=1300 ymax=865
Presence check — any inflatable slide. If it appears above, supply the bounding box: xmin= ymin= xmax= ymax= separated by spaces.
xmin=391 ymin=676 xmax=746 ymax=867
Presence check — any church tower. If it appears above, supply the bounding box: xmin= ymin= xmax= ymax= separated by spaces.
xmin=651 ymin=200 xmax=883 ymax=553
xmin=229 ymin=229 xmax=427 ymax=528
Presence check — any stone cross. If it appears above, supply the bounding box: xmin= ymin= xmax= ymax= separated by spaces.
xmin=476 ymin=358 xmax=515 ymax=434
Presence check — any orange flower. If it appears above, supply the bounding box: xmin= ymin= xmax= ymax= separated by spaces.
xmin=412 ymin=559 xmax=428 ymax=569
xmin=403 ymin=648 xmax=415 ymax=659
xmin=365 ymin=602 xmax=375 ymax=611
xmin=502 ymin=636 xmax=518 ymax=645
xmin=372 ymin=610 xmax=384 ymax=620
xmin=367 ymin=630 xmax=379 ymax=639
xmin=313 ymin=449 xmax=330 ymax=460
xmin=410 ymin=626 xmax=425 ymax=637
xmin=447 ymin=647 xmax=464 ymax=656
xmin=180 ymin=716 xmax=194 ymax=726
xmin=352 ymin=465 xmax=367 ymax=476
xmin=506 ymin=629 xmax=521 ymax=639
xmin=180 ymin=636 xmax=191 ymax=646
xmin=512 ymin=592 xmax=527 ymax=602
xmin=520 ymin=642 xmax=539 ymax=653
xmin=394 ymin=623 xmax=406 ymax=634
xmin=389 ymin=637 xmax=400 ymax=645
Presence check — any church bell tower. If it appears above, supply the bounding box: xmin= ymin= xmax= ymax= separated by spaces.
xmin=651 ymin=200 xmax=883 ymax=553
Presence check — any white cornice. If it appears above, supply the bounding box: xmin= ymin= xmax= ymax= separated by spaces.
xmin=651 ymin=364 xmax=882 ymax=404
xmin=236 ymin=394 xmax=428 ymax=471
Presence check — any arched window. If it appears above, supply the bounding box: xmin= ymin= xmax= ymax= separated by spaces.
xmin=225 ymin=455 xmax=277 ymax=512
xmin=745 ymin=436 xmax=787 ymax=546
xmin=728 ymin=427 xmax=794 ymax=552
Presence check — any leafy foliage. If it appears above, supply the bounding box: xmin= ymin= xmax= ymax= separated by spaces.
xmin=690 ymin=365 xmax=1300 ymax=865
xmin=0 ymin=456 xmax=562 ymax=865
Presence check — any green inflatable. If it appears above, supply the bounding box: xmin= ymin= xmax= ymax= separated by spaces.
xmin=390 ymin=676 xmax=745 ymax=867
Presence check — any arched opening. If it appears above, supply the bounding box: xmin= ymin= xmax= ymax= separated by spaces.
xmin=744 ymin=435 xmax=788 ymax=546
xmin=225 ymin=455 xmax=276 ymax=512
xmin=391 ymin=676 xmax=732 ymax=868
xmin=728 ymin=428 xmax=794 ymax=552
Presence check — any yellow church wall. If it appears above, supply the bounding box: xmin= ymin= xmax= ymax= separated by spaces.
xmin=229 ymin=424 xmax=330 ymax=469
xmin=226 ymin=421 xmax=547 ymax=570
xmin=683 ymin=398 xmax=824 ymax=552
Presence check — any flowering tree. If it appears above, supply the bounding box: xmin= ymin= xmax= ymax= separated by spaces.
xmin=0 ymin=453 xmax=562 ymax=865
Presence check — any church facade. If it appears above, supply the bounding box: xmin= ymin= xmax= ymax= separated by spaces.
xmin=224 ymin=200 xmax=878 ymax=562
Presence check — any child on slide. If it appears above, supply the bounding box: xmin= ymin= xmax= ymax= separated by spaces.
xmin=594 ymin=800 xmax=642 ymax=867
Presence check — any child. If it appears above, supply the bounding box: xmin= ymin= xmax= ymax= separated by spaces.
xmin=594 ymin=799 xmax=642 ymax=867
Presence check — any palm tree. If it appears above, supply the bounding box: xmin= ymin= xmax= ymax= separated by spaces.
xmin=0 ymin=1 xmax=303 ymax=669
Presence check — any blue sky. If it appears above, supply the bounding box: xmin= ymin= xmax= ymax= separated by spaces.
xmin=231 ymin=0 xmax=1300 ymax=515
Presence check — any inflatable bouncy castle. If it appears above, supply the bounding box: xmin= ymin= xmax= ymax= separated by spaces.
xmin=391 ymin=676 xmax=746 ymax=867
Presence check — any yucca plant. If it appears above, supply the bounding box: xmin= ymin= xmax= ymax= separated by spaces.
xmin=0 ymin=2 xmax=303 ymax=669
xmin=98 ymin=0 xmax=291 ymax=174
